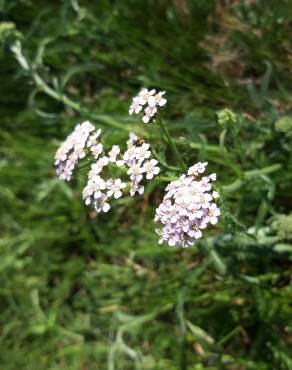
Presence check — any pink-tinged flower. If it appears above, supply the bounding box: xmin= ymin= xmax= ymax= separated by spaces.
xmin=209 ymin=173 xmax=217 ymax=181
xmin=138 ymin=88 xmax=156 ymax=105
xmin=135 ymin=143 xmax=151 ymax=161
xmin=130 ymin=181 xmax=144 ymax=196
xmin=106 ymin=178 xmax=126 ymax=199
xmin=187 ymin=162 xmax=208 ymax=177
xmin=91 ymin=156 xmax=109 ymax=174
xmin=129 ymin=97 xmax=143 ymax=115
xmin=129 ymin=88 xmax=167 ymax=123
xmin=123 ymin=146 xmax=136 ymax=165
xmin=87 ymin=129 xmax=101 ymax=148
xmin=148 ymin=91 xmax=167 ymax=107
xmin=154 ymin=162 xmax=220 ymax=248
xmin=126 ymin=133 xmax=138 ymax=148
xmin=206 ymin=203 xmax=221 ymax=225
xmin=108 ymin=145 xmax=120 ymax=162
xmin=55 ymin=121 xmax=97 ymax=181
xmin=94 ymin=194 xmax=111 ymax=213
xmin=82 ymin=175 xmax=106 ymax=206
xmin=143 ymin=159 xmax=160 ymax=179
xmin=142 ymin=106 xmax=157 ymax=123
xmin=127 ymin=162 xmax=145 ymax=182
xmin=90 ymin=143 xmax=103 ymax=159
xmin=212 ymin=191 xmax=219 ymax=199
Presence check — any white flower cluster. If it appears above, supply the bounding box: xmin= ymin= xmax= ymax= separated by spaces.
xmin=54 ymin=121 xmax=102 ymax=181
xmin=154 ymin=162 xmax=220 ymax=248
xmin=82 ymin=132 xmax=160 ymax=214
xmin=129 ymin=88 xmax=167 ymax=123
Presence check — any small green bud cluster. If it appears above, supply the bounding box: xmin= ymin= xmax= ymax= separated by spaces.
xmin=275 ymin=116 xmax=292 ymax=136
xmin=216 ymin=108 xmax=236 ymax=126
xmin=271 ymin=214 xmax=292 ymax=241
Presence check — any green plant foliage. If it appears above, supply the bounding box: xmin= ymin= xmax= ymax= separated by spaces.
xmin=272 ymin=214 xmax=292 ymax=242
xmin=275 ymin=116 xmax=292 ymax=136
xmin=0 ymin=1 xmax=292 ymax=369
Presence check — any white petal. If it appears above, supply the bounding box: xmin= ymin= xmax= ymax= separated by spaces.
xmin=135 ymin=105 xmax=142 ymax=114
xmin=116 ymin=160 xmax=124 ymax=167
xmin=210 ymin=216 xmax=218 ymax=225
xmin=103 ymin=203 xmax=110 ymax=213
xmin=142 ymin=115 xmax=150 ymax=123
xmin=148 ymin=96 xmax=156 ymax=107
xmin=114 ymin=191 xmax=122 ymax=199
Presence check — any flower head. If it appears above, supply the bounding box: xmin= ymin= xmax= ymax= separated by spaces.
xmin=142 ymin=106 xmax=157 ymax=124
xmin=123 ymin=133 xmax=160 ymax=195
xmin=143 ymin=159 xmax=160 ymax=179
xmin=54 ymin=121 xmax=96 ymax=181
xmin=81 ymin=132 xmax=159 ymax=213
xmin=129 ymin=97 xmax=143 ymax=115
xmin=138 ymin=88 xmax=156 ymax=105
xmin=148 ymin=91 xmax=167 ymax=107
xmin=154 ymin=162 xmax=220 ymax=248
xmin=90 ymin=156 xmax=109 ymax=175
xmin=106 ymin=178 xmax=126 ymax=199
xmin=127 ymin=162 xmax=145 ymax=182
xmin=94 ymin=194 xmax=111 ymax=213
xmin=82 ymin=174 xmax=106 ymax=205
xmin=129 ymin=88 xmax=167 ymax=124
xmin=130 ymin=181 xmax=144 ymax=196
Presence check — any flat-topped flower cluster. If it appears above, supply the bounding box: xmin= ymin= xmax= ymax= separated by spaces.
xmin=154 ymin=162 xmax=220 ymax=248
xmin=129 ymin=88 xmax=167 ymax=123
xmin=83 ymin=132 xmax=160 ymax=213
xmin=54 ymin=122 xmax=160 ymax=214
xmin=54 ymin=121 xmax=100 ymax=181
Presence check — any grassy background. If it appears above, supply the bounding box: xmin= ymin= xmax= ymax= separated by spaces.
xmin=1 ymin=1 xmax=292 ymax=369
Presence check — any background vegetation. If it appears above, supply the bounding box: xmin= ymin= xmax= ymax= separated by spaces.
xmin=1 ymin=1 xmax=292 ymax=369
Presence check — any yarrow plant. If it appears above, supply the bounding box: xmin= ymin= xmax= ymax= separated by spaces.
xmin=55 ymin=125 xmax=160 ymax=214
xmin=154 ymin=162 xmax=220 ymax=247
xmin=54 ymin=88 xmax=220 ymax=246
xmin=129 ymin=88 xmax=167 ymax=123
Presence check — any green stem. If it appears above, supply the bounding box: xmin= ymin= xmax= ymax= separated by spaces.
xmin=245 ymin=163 xmax=282 ymax=178
xmin=157 ymin=176 xmax=177 ymax=182
xmin=218 ymin=326 xmax=241 ymax=347
xmin=32 ymin=72 xmax=132 ymax=131
xmin=156 ymin=117 xmax=186 ymax=171
xmin=10 ymin=40 xmax=133 ymax=132
xmin=177 ymin=290 xmax=187 ymax=370
xmin=222 ymin=163 xmax=282 ymax=193
xmin=181 ymin=140 xmax=221 ymax=153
